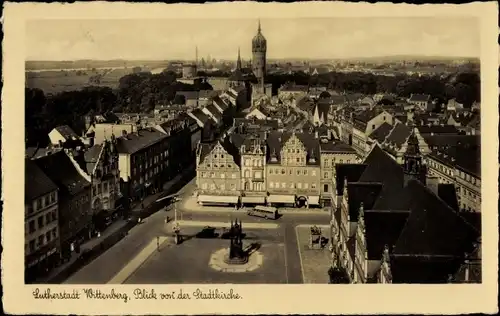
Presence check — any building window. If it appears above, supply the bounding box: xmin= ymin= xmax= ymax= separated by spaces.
xmin=220 ymin=184 xmax=225 ymax=191
xmin=46 ymin=231 xmax=52 ymax=242
xmin=289 ymin=170 xmax=292 ymax=175
xmin=270 ymin=182 xmax=274 ymax=188
xmin=296 ymin=170 xmax=300 ymax=176
xmin=29 ymin=240 xmax=35 ymax=253
xmin=35 ymin=199 xmax=41 ymax=211
xmin=201 ymin=172 xmax=206 ymax=178
xmin=52 ymin=228 xmax=57 ymax=238
xmin=38 ymin=216 xmax=44 ymax=229
xmin=281 ymin=182 xmax=286 ymax=188
xmin=231 ymin=184 xmax=236 ymax=190
xmin=38 ymin=235 xmax=44 ymax=246
xmin=312 ymin=170 xmax=316 ymax=176
xmin=210 ymin=184 xmax=215 ymax=190
xmin=311 ymin=183 xmax=317 ymax=189
xmin=269 ymin=169 xmax=273 ymax=175
xmin=202 ymin=183 xmax=208 ymax=190
xmin=221 ymin=173 xmax=225 ymax=179
xmin=29 ymin=220 xmax=35 ymax=234
xmin=324 ymin=184 xmax=329 ymax=193
xmin=304 ymin=170 xmax=308 ymax=175
xmin=46 ymin=213 xmax=51 ymax=224
xmin=324 ymin=172 xmax=329 ymax=178
xmin=52 ymin=211 xmax=57 ymax=222
xmin=210 ymin=172 xmax=215 ymax=178
xmin=305 ymin=183 xmax=309 ymax=189
xmin=297 ymin=183 xmax=302 ymax=189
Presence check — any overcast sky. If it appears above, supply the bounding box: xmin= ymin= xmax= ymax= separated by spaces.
xmin=26 ymin=17 xmax=480 ymax=61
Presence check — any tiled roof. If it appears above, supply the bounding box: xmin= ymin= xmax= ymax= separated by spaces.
xmin=83 ymin=144 xmax=103 ymax=174
xmin=358 ymin=145 xmax=410 ymax=210
xmin=190 ymin=109 xmax=210 ymax=125
xmin=389 ymin=254 xmax=463 ymax=283
xmin=54 ymin=125 xmax=78 ymax=140
xmin=25 ymin=158 xmax=58 ymax=202
xmin=409 ymin=94 xmax=430 ymax=102
xmin=334 ymin=163 xmax=367 ymax=195
xmin=384 ymin=122 xmax=411 ymax=148
xmin=34 ymin=150 xmax=90 ymax=196
xmin=115 ymin=128 xmax=167 ymax=154
xmin=364 ymin=210 xmax=410 ymax=260
xmin=437 ymin=183 xmax=459 ymax=212
xmin=213 ymin=96 xmax=229 ymax=112
xmin=206 ymin=104 xmax=223 ymax=119
xmin=417 ymin=125 xmax=459 ymax=135
xmin=393 ymin=180 xmax=480 ymax=257
xmin=428 ymin=142 xmax=480 ymax=177
xmin=319 ymin=139 xmax=356 ymax=153
xmin=370 ymin=122 xmax=393 ymax=143
xmin=296 ymin=97 xmax=316 ymax=113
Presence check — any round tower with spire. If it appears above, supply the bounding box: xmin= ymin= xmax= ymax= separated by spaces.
xmin=252 ymin=19 xmax=267 ymax=84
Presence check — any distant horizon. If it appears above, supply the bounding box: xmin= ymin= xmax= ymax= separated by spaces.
xmin=25 ymin=54 xmax=480 ymax=63
xmin=26 ymin=17 xmax=480 ymax=61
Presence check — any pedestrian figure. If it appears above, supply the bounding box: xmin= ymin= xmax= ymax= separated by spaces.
xmin=138 ymin=217 xmax=142 ymax=224
xmin=97 ymin=231 xmax=101 ymax=238
xmin=141 ymin=202 xmax=145 ymax=209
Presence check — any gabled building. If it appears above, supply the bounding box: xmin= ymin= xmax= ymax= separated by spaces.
xmin=340 ymin=108 xmax=394 ymax=157
xmin=239 ymin=134 xmax=268 ymax=206
xmin=34 ymin=150 xmax=92 ymax=261
xmin=278 ymin=84 xmax=309 ymax=101
xmin=196 ymin=138 xmax=241 ymax=206
xmin=48 ymin=125 xmax=79 ymax=146
xmin=265 ymin=131 xmax=321 ymax=208
xmin=329 ymin=139 xmax=480 ymax=283
xmin=69 ymin=139 xmax=121 ymax=231
xmin=25 ymin=159 xmax=60 ymax=282
xmin=407 ymin=93 xmax=431 ymax=111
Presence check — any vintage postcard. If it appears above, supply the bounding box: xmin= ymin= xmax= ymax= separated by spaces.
xmin=2 ymin=1 xmax=498 ymax=315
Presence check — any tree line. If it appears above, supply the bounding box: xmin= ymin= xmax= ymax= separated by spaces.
xmin=25 ymin=69 xmax=480 ymax=147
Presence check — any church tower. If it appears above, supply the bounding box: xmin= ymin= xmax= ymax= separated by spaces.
xmin=252 ymin=19 xmax=267 ymax=85
xmin=403 ymin=127 xmax=426 ymax=186
xmin=236 ymin=47 xmax=242 ymax=71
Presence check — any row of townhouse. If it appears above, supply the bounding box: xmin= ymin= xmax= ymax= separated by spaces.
xmin=25 ymin=135 xmax=122 ymax=282
xmin=328 ymin=136 xmax=481 ymax=283
xmin=195 ymin=127 xmax=358 ymax=209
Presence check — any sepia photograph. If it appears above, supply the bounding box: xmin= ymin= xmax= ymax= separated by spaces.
xmin=2 ymin=1 xmax=498 ymax=315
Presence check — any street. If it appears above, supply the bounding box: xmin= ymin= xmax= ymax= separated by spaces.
xmin=64 ymin=179 xmax=330 ymax=284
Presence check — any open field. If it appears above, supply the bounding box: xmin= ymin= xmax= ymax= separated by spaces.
xmin=25 ymin=68 xmax=136 ymax=94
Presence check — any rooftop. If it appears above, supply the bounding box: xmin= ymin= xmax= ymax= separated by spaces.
xmin=115 ymin=128 xmax=167 ymax=155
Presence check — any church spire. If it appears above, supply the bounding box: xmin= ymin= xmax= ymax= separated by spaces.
xmin=237 ymin=47 xmax=242 ymax=70
xmin=258 ymin=19 xmax=261 ymax=33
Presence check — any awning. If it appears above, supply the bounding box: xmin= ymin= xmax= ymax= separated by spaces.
xmin=241 ymin=196 xmax=266 ymax=204
xmin=308 ymin=196 xmax=320 ymax=205
xmin=198 ymin=195 xmax=239 ymax=204
xmin=267 ymin=195 xmax=296 ymax=204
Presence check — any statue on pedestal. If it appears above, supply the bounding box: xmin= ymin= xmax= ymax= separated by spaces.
xmin=224 ymin=219 xmax=249 ymax=264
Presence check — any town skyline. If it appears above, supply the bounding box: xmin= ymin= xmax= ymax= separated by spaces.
xmin=26 ymin=17 xmax=480 ymax=61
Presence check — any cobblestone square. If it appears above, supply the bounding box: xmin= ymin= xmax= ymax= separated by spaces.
xmin=125 ymin=229 xmax=288 ymax=284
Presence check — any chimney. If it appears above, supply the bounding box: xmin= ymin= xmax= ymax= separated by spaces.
xmin=426 ymin=174 xmax=439 ymax=195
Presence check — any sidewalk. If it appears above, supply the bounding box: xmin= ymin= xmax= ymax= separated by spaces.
xmin=108 ymin=236 xmax=170 ymax=284
xmin=181 ymin=196 xmax=329 ymax=214
xmin=36 ymin=164 xmax=194 ymax=284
